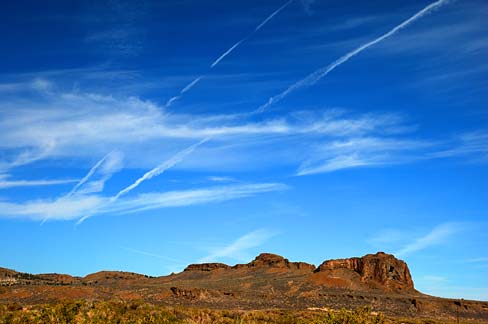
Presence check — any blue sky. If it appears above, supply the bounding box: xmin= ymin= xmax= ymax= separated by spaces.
xmin=0 ymin=0 xmax=487 ymax=300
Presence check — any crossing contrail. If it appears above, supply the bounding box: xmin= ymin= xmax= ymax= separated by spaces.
xmin=75 ymin=139 xmax=208 ymax=225
xmin=66 ymin=154 xmax=109 ymax=197
xmin=111 ymin=138 xmax=209 ymax=202
xmin=256 ymin=0 xmax=451 ymax=112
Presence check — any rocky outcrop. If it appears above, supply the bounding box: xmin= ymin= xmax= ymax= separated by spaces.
xmin=315 ymin=252 xmax=414 ymax=292
xmin=236 ymin=253 xmax=316 ymax=271
xmin=185 ymin=254 xmax=316 ymax=272
xmin=3 ymin=252 xmax=488 ymax=320
xmin=245 ymin=253 xmax=289 ymax=268
xmin=184 ymin=263 xmax=230 ymax=272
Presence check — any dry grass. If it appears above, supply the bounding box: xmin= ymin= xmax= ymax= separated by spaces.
xmin=0 ymin=300 xmax=484 ymax=324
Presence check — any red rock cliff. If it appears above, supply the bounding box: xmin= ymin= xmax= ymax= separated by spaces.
xmin=315 ymin=252 xmax=414 ymax=292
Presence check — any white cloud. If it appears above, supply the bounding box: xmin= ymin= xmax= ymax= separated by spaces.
xmin=207 ymin=176 xmax=236 ymax=183
xmin=199 ymin=229 xmax=278 ymax=263
xmin=395 ymin=223 xmax=460 ymax=257
xmin=0 ymin=182 xmax=287 ymax=222
xmin=108 ymin=183 xmax=288 ymax=215
xmin=430 ymin=132 xmax=488 ymax=160
xmin=297 ymin=137 xmax=433 ymax=175
xmin=67 ymin=151 xmax=124 ymax=197
xmin=0 ymin=78 xmax=52 ymax=93
xmin=0 ymin=89 xmax=421 ymax=173
xmin=0 ymin=195 xmax=107 ymax=222
xmin=297 ymin=154 xmax=370 ymax=175
xmin=0 ymin=84 xmax=484 ymax=177
xmin=0 ymin=176 xmax=78 ymax=189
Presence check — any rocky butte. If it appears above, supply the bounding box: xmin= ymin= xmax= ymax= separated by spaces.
xmin=1 ymin=252 xmax=487 ymax=321
xmin=313 ymin=252 xmax=414 ymax=292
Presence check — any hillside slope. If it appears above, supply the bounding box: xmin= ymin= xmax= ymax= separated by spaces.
xmin=1 ymin=252 xmax=487 ymax=320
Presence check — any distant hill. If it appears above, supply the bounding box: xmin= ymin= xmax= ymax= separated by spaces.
xmin=1 ymin=252 xmax=487 ymax=321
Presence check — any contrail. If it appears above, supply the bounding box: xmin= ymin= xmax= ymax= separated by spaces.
xmin=256 ymin=0 xmax=451 ymax=112
xmin=255 ymin=0 xmax=293 ymax=32
xmin=44 ymin=154 xmax=108 ymax=225
xmin=165 ymin=95 xmax=181 ymax=107
xmin=180 ymin=76 xmax=203 ymax=94
xmin=66 ymin=154 xmax=109 ymax=197
xmin=164 ymin=0 xmax=295 ymax=108
xmin=164 ymin=75 xmax=203 ymax=107
xmin=111 ymin=138 xmax=209 ymax=202
xmin=210 ymin=39 xmax=246 ymax=68
xmin=211 ymin=0 xmax=294 ymax=68
xmin=75 ymin=140 xmax=208 ymax=225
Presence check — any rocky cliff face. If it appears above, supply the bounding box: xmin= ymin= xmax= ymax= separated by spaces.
xmin=244 ymin=253 xmax=316 ymax=271
xmin=1 ymin=252 xmax=414 ymax=293
xmin=315 ymin=252 xmax=414 ymax=292
xmin=184 ymin=253 xmax=316 ymax=272
xmin=2 ymin=252 xmax=487 ymax=320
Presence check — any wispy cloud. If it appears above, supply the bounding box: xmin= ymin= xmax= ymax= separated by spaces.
xmin=122 ymin=247 xmax=181 ymax=263
xmin=0 ymin=195 xmax=106 ymax=222
xmin=0 ymin=140 xmax=56 ymax=173
xmin=67 ymin=151 xmax=123 ymax=197
xmin=257 ymin=0 xmax=452 ymax=112
xmin=199 ymin=229 xmax=278 ymax=263
xmin=395 ymin=223 xmax=460 ymax=257
xmin=296 ymin=137 xmax=433 ymax=175
xmin=207 ymin=176 xmax=236 ymax=183
xmin=429 ymin=132 xmax=488 ymax=161
xmin=0 ymin=89 xmax=414 ymax=169
xmin=75 ymin=139 xmax=208 ymax=224
xmin=0 ymin=183 xmax=287 ymax=222
xmin=297 ymin=154 xmax=372 ymax=175
xmin=109 ymin=183 xmax=288 ymax=216
xmin=0 ymin=175 xmax=77 ymax=189
xmin=0 ymin=78 xmax=52 ymax=94
xmin=1 ymin=86 xmax=483 ymax=176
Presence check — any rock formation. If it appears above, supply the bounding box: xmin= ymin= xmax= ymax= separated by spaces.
xmin=2 ymin=252 xmax=487 ymax=321
xmin=315 ymin=252 xmax=414 ymax=292
xmin=243 ymin=253 xmax=316 ymax=271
